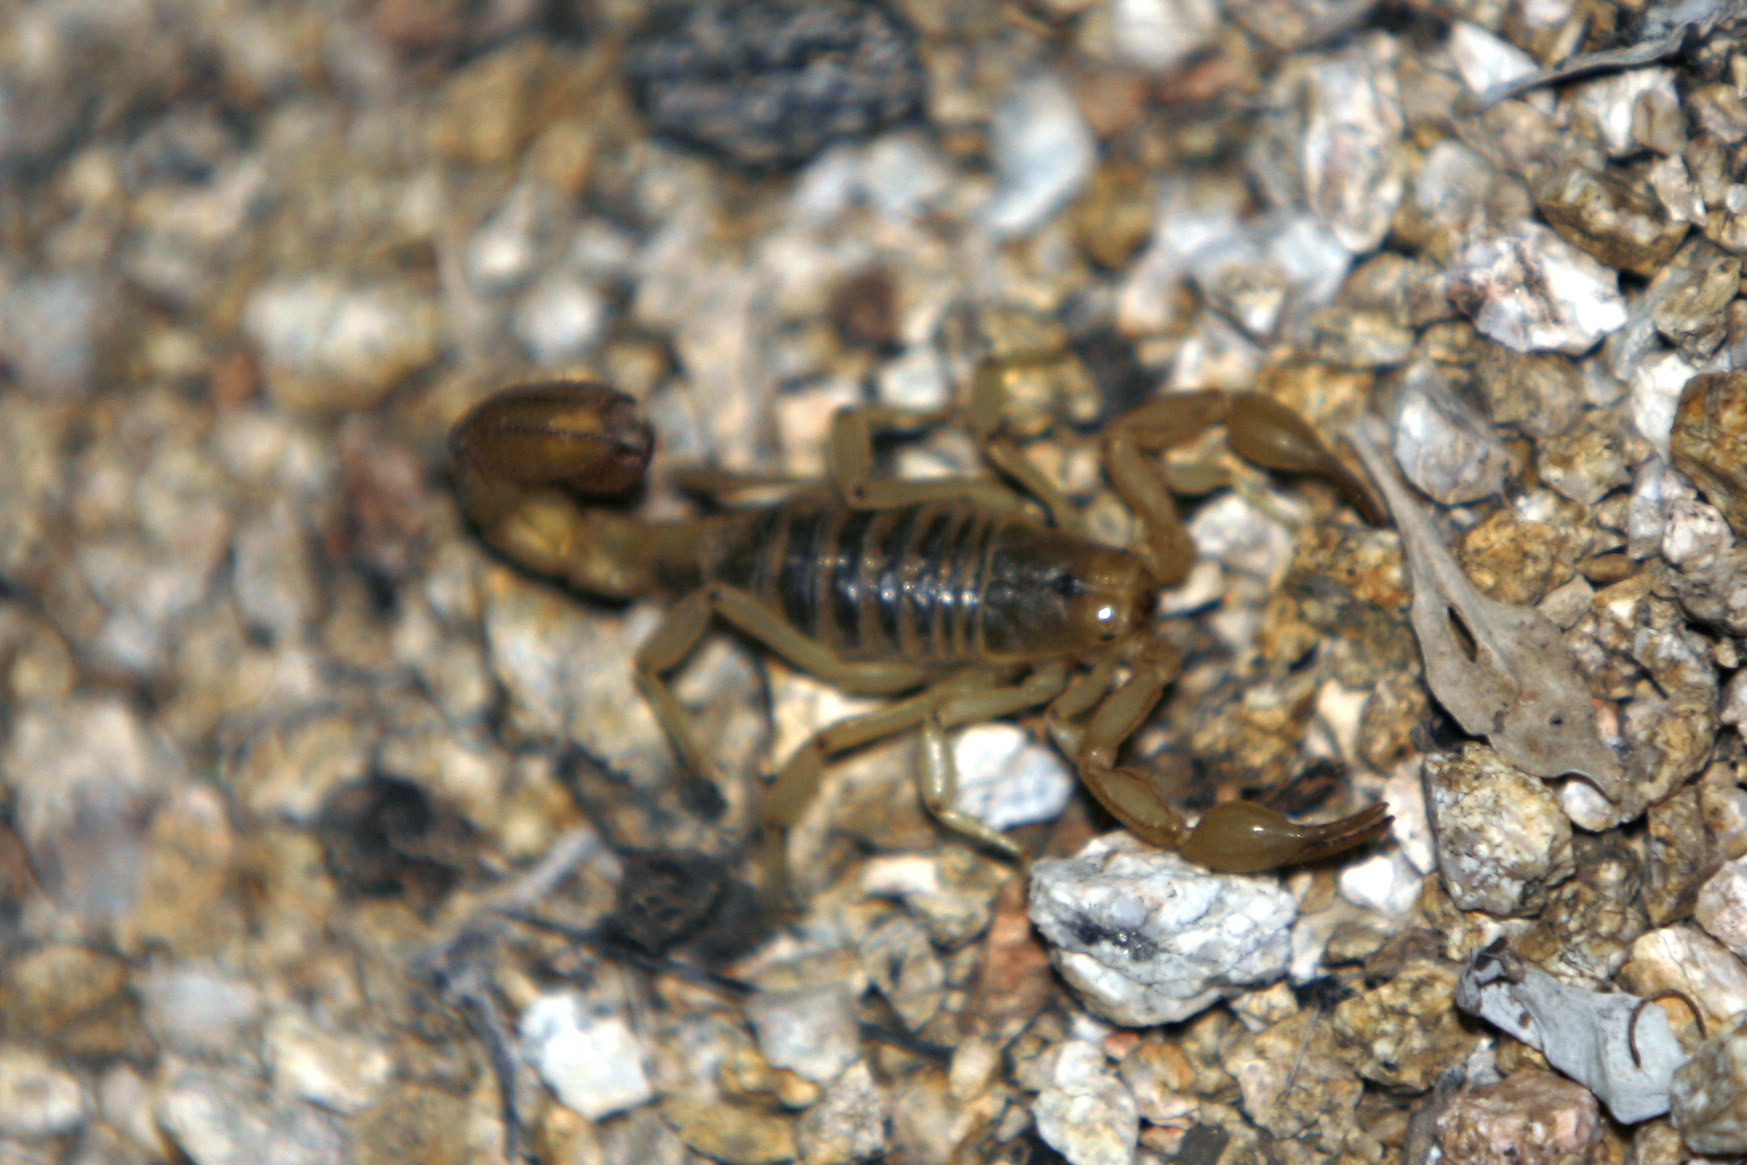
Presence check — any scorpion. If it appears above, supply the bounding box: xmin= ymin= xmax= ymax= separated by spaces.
xmin=449 ymin=367 xmax=1393 ymax=877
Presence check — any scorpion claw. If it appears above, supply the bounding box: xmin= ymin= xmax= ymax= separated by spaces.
xmin=1178 ymin=800 xmax=1393 ymax=874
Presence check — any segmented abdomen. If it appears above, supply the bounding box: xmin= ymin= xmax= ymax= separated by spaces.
xmin=715 ymin=495 xmax=1002 ymax=665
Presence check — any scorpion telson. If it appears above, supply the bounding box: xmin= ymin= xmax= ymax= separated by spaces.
xmin=450 ymin=373 xmax=1393 ymax=879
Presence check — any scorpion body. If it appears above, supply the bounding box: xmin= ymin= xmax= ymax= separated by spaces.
xmin=451 ymin=377 xmax=1391 ymax=876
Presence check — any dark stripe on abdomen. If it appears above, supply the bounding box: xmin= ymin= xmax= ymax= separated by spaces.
xmin=776 ymin=502 xmax=832 ymax=643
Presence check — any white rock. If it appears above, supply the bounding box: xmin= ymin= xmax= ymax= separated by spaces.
xmin=1080 ymin=0 xmax=1221 ymax=72
xmin=1631 ymin=348 xmax=1699 ymax=460
xmin=1446 ymin=222 xmax=1628 ymax=354
xmin=1411 ymin=139 xmax=1507 ymax=240
xmin=1724 ymin=669 xmax=1747 ymax=731
xmin=984 ymin=71 xmax=1096 ymax=239
xmin=1456 ymin=954 xmax=1683 ymax=1124
xmin=1564 ymin=68 xmax=1681 ymax=158
xmin=242 ymin=276 xmax=437 ymax=410
xmin=231 ymin=498 xmax=322 ymax=645
xmin=876 ymin=344 xmax=950 ymax=411
xmin=1447 ymin=22 xmax=1541 ymax=103
xmin=1423 ymin=746 xmax=1575 ymax=917
xmin=1627 ymin=458 xmax=1680 ymax=559
xmin=1649 ymin=154 xmax=1706 ymax=224
xmin=795 ymin=1060 xmax=888 ymax=1165
xmin=745 ymin=985 xmax=861 ymax=1086
xmin=1029 ymin=833 xmax=1297 ymax=1026
xmin=0 ymin=270 xmax=115 ymax=398
xmin=1337 ymin=850 xmax=1421 ymax=916
xmin=519 ymin=992 xmax=654 ymax=1121
xmin=1033 ymin=1041 xmax=1139 ymax=1165
xmin=568 ymin=219 xmax=639 ymax=277
xmin=1697 ymin=856 xmax=1747 ymax=958
xmin=1116 ymin=177 xmax=1244 ymax=336
xmin=1184 ymin=214 xmax=1350 ymax=342
xmin=467 ymin=181 xmax=547 ymax=293
xmin=156 ymin=1066 xmax=347 ymax=1165
xmin=1661 ymin=496 xmax=1734 ymax=568
xmin=514 ymin=273 xmax=607 ymax=366
xmin=1188 ymin=491 xmax=1297 ymax=583
xmin=0 ymin=1046 xmax=85 ymax=1138
xmin=263 ymin=1011 xmax=392 ymax=1115
xmin=138 ymin=966 xmax=263 ymax=1057
xmin=951 ymin=723 xmax=1075 ymax=833
xmin=1626 ymin=926 xmax=1747 ymax=1032
xmin=1301 ymin=45 xmax=1405 ymax=254
xmin=1392 ymin=376 xmax=1510 ymax=504
xmin=1385 ymin=761 xmax=1437 ymax=874
xmin=0 ymin=697 xmax=180 ymax=921
xmin=860 ymin=132 xmax=953 ymax=222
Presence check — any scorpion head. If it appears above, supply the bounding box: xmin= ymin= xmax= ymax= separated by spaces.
xmin=977 ymin=523 xmax=1157 ymax=663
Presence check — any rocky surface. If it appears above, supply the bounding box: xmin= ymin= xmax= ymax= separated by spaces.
xmin=6 ymin=0 xmax=1747 ymax=1162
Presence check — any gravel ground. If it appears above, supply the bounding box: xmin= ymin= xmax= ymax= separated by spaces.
xmin=5 ymin=1 xmax=1747 ymax=1163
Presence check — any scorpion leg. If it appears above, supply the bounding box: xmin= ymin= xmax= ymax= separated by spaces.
xmin=964 ymin=358 xmax=1084 ymax=532
xmin=826 ymin=404 xmax=1027 ymax=514
xmin=766 ymin=662 xmax=1070 ymax=859
xmin=634 ymin=584 xmax=926 ymax=813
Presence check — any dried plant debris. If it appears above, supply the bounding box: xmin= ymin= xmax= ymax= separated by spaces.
xmin=1348 ymin=424 xmax=1629 ymax=812
xmin=1456 ymin=941 xmax=1686 ymax=1124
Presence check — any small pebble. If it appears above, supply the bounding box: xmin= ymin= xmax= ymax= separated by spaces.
xmin=514 ymin=274 xmax=608 ymax=367
xmin=138 ymin=965 xmax=262 ymax=1057
xmin=1080 ymin=0 xmax=1218 ymax=72
xmin=1299 ymin=45 xmax=1406 ymax=254
xmin=1033 ymin=1040 xmax=1139 ymax=1165
xmin=1673 ymin=1018 xmax=1747 ymax=1154
xmin=1671 ymin=371 xmax=1747 ymax=537
xmin=242 ymin=277 xmax=438 ymax=411
xmin=1029 ymin=834 xmax=1296 ymax=1026
xmin=1392 ymin=375 xmax=1510 ymax=504
xmin=1621 ymin=925 xmax=1747 ymax=1033
xmin=0 ymin=1045 xmax=85 ymax=1138
xmin=1447 ymin=23 xmax=1536 ymax=103
xmin=518 ymin=992 xmax=655 ymax=1122
xmin=157 ymin=1066 xmax=348 ymax=1165
xmin=1568 ymin=68 xmax=1681 ymax=159
xmin=1630 ymin=349 xmax=1699 ymax=460
xmin=745 ymin=985 xmax=861 ymax=1086
xmin=1697 ymin=855 xmax=1747 ymax=958
xmin=795 ymin=1060 xmax=887 ymax=1165
xmin=950 ymin=723 xmax=1075 ymax=833
xmin=1424 ymin=745 xmax=1575 ymax=917
xmin=1337 ymin=850 xmax=1421 ymax=916
xmin=264 ymin=1011 xmax=392 ymax=1116
xmin=1445 ymin=222 xmax=1628 ymax=354
xmin=623 ymin=0 xmax=925 ymax=171
xmin=661 ymin=1094 xmax=797 ymax=1165
xmin=1 ymin=697 xmax=179 ymax=922
xmin=1435 ymin=1068 xmax=1600 ymax=1165
xmin=984 ymin=71 xmax=1096 ymax=239
xmin=0 ymin=270 xmax=115 ymax=398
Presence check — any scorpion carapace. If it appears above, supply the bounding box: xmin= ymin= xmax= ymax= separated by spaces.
xmin=450 ymin=374 xmax=1392 ymax=876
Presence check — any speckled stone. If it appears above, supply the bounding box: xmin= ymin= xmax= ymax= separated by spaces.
xmin=1423 ymin=746 xmax=1575 ymax=918
xmin=1671 ymin=371 xmax=1747 ymax=538
xmin=1673 ymin=1018 xmax=1747 ymax=1154
xmin=1029 ymin=835 xmax=1296 ymax=1027
xmin=1435 ymin=1069 xmax=1600 ymax=1165
xmin=1531 ymin=157 xmax=1689 ymax=277
xmin=1332 ymin=955 xmax=1476 ymax=1092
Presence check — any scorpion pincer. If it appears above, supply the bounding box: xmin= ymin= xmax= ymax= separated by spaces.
xmin=450 ymin=372 xmax=1392 ymax=876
